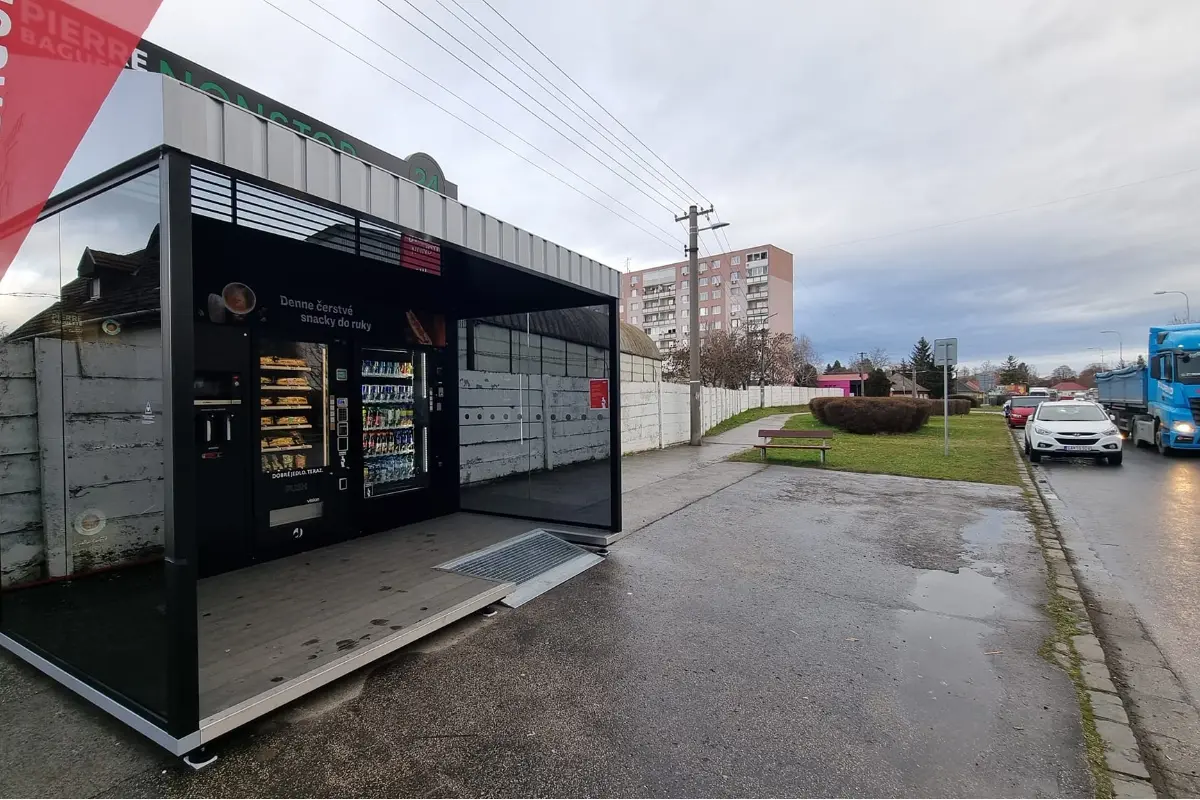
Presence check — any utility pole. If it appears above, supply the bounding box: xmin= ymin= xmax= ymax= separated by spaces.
xmin=674 ymin=205 xmax=727 ymax=446
xmin=858 ymin=351 xmax=869 ymax=396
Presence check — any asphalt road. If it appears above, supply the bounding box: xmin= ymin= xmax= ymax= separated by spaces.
xmin=1029 ymin=440 xmax=1200 ymax=704
xmin=89 ymin=467 xmax=1088 ymax=798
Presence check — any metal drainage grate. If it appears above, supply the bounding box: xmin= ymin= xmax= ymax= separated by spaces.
xmin=436 ymin=530 xmax=603 ymax=607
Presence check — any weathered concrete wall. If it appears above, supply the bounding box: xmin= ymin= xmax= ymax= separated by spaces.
xmin=620 ymin=382 xmax=840 ymax=454
xmin=0 ymin=343 xmax=42 ymax=587
xmin=0 ymin=340 xmax=163 ymax=587
xmin=458 ymin=370 xmax=612 ymax=485
xmin=459 ymin=369 xmax=839 ymax=484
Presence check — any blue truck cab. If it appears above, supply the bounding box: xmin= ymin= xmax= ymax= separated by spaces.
xmin=1096 ymin=323 xmax=1200 ymax=453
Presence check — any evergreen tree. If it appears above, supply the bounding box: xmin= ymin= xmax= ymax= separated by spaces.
xmin=1136 ymin=354 xmax=1147 ymax=369
xmin=997 ymin=355 xmax=1022 ymax=384
xmin=910 ymin=337 xmax=951 ymax=398
xmin=864 ymin=368 xmax=891 ymax=396
xmin=825 ymin=359 xmax=845 ymax=373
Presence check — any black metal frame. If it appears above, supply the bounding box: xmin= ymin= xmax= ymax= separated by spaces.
xmin=159 ymin=151 xmax=200 ymax=737
xmin=608 ymin=296 xmax=622 ymax=532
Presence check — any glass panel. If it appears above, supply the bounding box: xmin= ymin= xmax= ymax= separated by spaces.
xmin=459 ymin=304 xmax=613 ymax=528
xmin=0 ymin=170 xmax=168 ymax=719
xmin=259 ymin=339 xmax=329 ymax=527
xmin=360 ymin=346 xmax=426 ymax=497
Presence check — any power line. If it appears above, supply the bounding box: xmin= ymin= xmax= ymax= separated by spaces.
xmin=478 ymin=0 xmax=715 ymax=209
xmin=371 ymin=0 xmax=684 ymax=216
xmin=468 ymin=0 xmax=732 ymax=257
xmin=438 ymin=0 xmax=697 ymax=210
xmin=257 ymin=0 xmax=680 ymax=251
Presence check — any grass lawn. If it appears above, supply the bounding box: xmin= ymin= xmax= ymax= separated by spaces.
xmin=704 ymin=405 xmax=809 ymax=437
xmin=730 ymin=411 xmax=1020 ymax=486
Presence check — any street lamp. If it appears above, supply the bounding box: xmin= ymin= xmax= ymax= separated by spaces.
xmin=1100 ymin=330 xmax=1123 ymax=366
xmin=1153 ymin=290 xmax=1191 ymax=322
xmin=1087 ymin=347 xmax=1107 ymax=370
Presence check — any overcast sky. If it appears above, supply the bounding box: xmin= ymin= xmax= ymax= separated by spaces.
xmin=111 ymin=1 xmax=1200 ymax=371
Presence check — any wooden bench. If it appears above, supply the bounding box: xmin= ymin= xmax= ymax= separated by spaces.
xmin=754 ymin=429 xmax=835 ymax=463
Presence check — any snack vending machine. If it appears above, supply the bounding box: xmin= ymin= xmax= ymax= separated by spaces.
xmin=255 ymin=340 xmax=330 ymax=549
xmin=359 ymin=346 xmax=430 ymax=499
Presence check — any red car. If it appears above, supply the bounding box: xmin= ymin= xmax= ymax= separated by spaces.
xmin=1007 ymin=396 xmax=1048 ymax=428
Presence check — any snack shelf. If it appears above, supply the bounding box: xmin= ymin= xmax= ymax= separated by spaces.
xmin=363 ymin=424 xmax=414 ymax=432
xmin=261 ymin=385 xmax=315 ymax=391
xmin=362 ymin=372 xmax=413 ymax=380
xmin=261 ymin=444 xmax=313 ymax=453
xmin=260 ymin=425 xmax=313 ymax=431
xmin=260 ymin=365 xmax=312 ymax=372
xmin=261 ymin=405 xmax=311 ymax=410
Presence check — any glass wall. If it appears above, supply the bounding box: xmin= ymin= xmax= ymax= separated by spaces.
xmin=0 ymin=169 xmax=169 ymax=722
xmin=459 ymin=304 xmax=614 ymax=529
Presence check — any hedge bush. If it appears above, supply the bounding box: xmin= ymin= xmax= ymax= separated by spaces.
xmin=810 ymin=397 xmax=931 ymax=434
xmin=809 ymin=395 xmax=835 ymax=423
xmin=948 ymin=393 xmax=980 ymax=408
xmin=927 ymin=398 xmax=972 ymax=416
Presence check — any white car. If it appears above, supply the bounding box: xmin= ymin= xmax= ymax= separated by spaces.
xmin=1024 ymin=400 xmax=1123 ymax=465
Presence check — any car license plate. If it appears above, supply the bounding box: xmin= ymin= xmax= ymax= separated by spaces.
xmin=1063 ymin=445 xmax=1092 ymax=451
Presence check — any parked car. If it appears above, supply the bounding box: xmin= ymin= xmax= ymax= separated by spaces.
xmin=1006 ymin=396 xmax=1048 ymax=428
xmin=1023 ymin=400 xmax=1123 ymax=465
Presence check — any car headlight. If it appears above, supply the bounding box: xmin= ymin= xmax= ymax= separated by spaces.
xmin=1173 ymin=421 xmax=1196 ymax=434
xmin=1033 ymin=426 xmax=1052 ymax=435
xmin=1103 ymin=426 xmax=1119 ymax=436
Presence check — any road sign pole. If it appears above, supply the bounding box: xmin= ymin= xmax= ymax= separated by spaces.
xmin=934 ymin=337 xmax=957 ymax=457
xmin=943 ymin=362 xmax=949 ymax=456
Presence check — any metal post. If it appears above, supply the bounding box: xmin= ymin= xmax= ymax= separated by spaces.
xmin=673 ymin=204 xmax=721 ymax=445
xmin=943 ymin=362 xmax=949 ymax=456
xmin=687 ymin=205 xmax=701 ymax=444
xmin=160 ymin=151 xmax=200 ymax=738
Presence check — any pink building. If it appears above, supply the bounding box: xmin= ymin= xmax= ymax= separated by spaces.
xmin=816 ymin=373 xmax=861 ymax=397
xmin=618 ymin=244 xmax=794 ymax=351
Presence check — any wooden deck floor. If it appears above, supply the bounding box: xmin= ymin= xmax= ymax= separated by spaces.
xmin=197 ymin=513 xmax=542 ymax=719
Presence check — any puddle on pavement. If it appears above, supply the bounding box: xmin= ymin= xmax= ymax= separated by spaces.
xmin=912 ymin=567 xmax=1006 ymax=618
xmin=909 ymin=507 xmax=1021 ymax=619
xmin=961 ymin=508 xmax=1011 ymax=550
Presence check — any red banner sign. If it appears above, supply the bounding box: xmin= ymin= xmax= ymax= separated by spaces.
xmin=0 ymin=0 xmax=165 ymax=281
xmin=400 ymin=234 xmax=441 ymax=275
xmin=589 ymin=379 xmax=609 ymax=410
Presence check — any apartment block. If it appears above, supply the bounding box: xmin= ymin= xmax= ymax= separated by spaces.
xmin=618 ymin=244 xmax=794 ymax=350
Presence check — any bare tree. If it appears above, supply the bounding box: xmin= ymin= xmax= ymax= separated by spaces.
xmin=850 ymin=346 xmax=891 ymax=373
xmin=702 ymin=329 xmax=758 ymax=388
xmin=793 ymin=334 xmax=820 ymax=386
xmin=662 ymin=330 xmax=810 ymax=388
xmin=1050 ymin=364 xmax=1077 ymax=382
xmin=660 ymin=342 xmax=690 ymax=384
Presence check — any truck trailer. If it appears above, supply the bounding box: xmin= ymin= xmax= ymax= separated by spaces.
xmin=1096 ymin=323 xmax=1200 ymax=454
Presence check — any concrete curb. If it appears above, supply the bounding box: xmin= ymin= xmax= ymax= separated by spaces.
xmin=1007 ymin=433 xmax=1157 ymax=799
